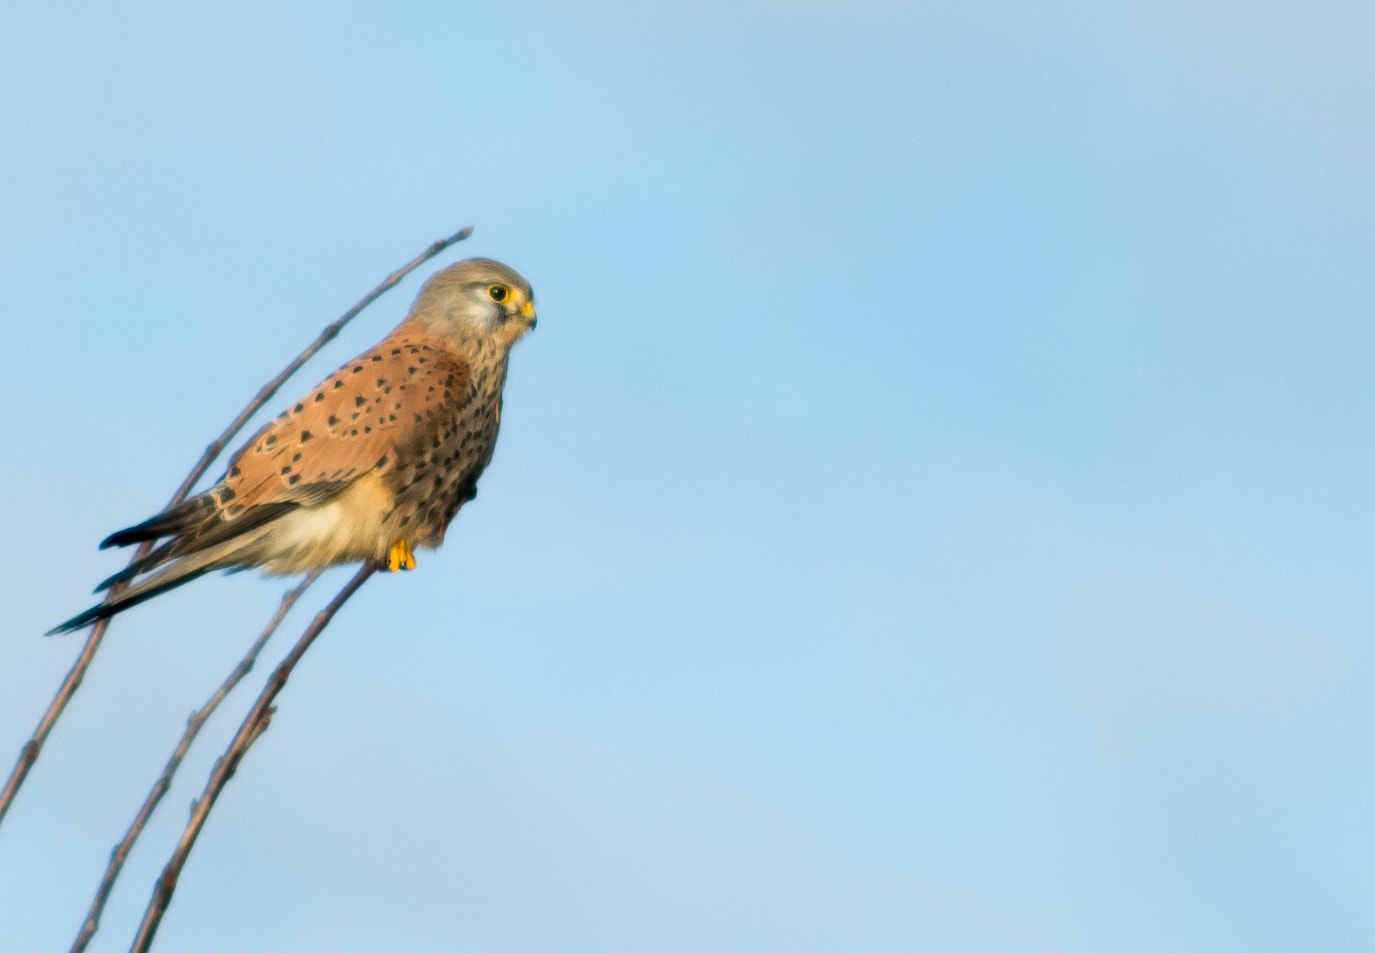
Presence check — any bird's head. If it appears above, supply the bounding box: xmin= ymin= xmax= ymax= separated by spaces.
xmin=410 ymin=257 xmax=537 ymax=349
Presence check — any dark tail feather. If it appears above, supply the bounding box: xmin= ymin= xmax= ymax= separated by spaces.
xmin=94 ymin=540 xmax=176 ymax=592
xmin=100 ymin=496 xmax=214 ymax=549
xmin=45 ymin=563 xmax=221 ymax=636
xmin=95 ymin=502 xmax=299 ymax=592
xmin=47 ymin=525 xmax=277 ymax=637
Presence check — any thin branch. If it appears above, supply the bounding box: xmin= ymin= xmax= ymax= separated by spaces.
xmin=128 ymin=563 xmax=377 ymax=953
xmin=69 ymin=572 xmax=320 ymax=953
xmin=0 ymin=622 xmax=108 ymax=830
xmin=0 ymin=227 xmax=472 ymax=832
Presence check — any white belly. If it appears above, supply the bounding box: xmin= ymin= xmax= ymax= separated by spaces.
xmin=257 ymin=473 xmax=396 ymax=574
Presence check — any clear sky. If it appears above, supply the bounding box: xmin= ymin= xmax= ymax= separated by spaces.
xmin=2 ymin=1 xmax=1373 ymax=950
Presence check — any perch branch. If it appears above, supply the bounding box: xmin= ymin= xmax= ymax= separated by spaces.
xmin=0 ymin=226 xmax=472 ymax=831
xmin=128 ymin=563 xmax=377 ymax=953
xmin=68 ymin=572 xmax=320 ymax=953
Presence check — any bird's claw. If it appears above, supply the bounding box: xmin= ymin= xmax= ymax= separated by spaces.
xmin=387 ymin=539 xmax=416 ymax=572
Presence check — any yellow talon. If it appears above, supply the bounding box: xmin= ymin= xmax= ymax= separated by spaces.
xmin=387 ymin=539 xmax=416 ymax=572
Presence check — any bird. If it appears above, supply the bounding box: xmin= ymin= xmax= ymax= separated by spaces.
xmin=49 ymin=257 xmax=537 ymax=636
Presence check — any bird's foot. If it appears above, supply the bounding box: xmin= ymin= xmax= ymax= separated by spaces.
xmin=387 ymin=539 xmax=417 ymax=572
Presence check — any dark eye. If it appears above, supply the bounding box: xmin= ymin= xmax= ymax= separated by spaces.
xmin=488 ymin=285 xmax=508 ymax=302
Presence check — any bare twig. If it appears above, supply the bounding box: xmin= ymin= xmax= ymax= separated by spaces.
xmin=0 ymin=622 xmax=109 ymax=829
xmin=0 ymin=227 xmax=473 ymax=831
xmin=128 ymin=563 xmax=377 ymax=953
xmin=69 ymin=572 xmax=320 ymax=953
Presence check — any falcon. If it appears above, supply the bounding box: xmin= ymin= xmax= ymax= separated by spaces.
xmin=50 ymin=258 xmax=536 ymax=635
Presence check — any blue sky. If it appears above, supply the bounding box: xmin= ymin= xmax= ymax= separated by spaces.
xmin=2 ymin=1 xmax=1373 ymax=950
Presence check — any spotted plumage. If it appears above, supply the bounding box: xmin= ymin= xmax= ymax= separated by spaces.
xmin=50 ymin=257 xmax=536 ymax=635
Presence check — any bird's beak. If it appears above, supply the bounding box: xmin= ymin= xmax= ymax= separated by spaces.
xmin=521 ymin=299 xmax=537 ymax=328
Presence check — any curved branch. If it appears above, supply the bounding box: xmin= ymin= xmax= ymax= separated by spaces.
xmin=0 ymin=227 xmax=472 ymax=831
xmin=128 ymin=563 xmax=377 ymax=953
xmin=68 ymin=572 xmax=320 ymax=953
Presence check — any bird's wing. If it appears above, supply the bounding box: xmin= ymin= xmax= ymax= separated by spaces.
xmin=222 ymin=331 xmax=473 ymax=512
xmin=50 ymin=333 xmax=474 ymax=635
xmin=101 ymin=330 xmax=473 ymax=568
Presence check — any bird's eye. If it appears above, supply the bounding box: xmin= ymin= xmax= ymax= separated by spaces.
xmin=488 ymin=285 xmax=509 ymax=302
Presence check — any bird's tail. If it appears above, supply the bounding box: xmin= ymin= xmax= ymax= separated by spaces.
xmin=98 ymin=496 xmax=216 ymax=550
xmin=45 ymin=505 xmax=281 ymax=636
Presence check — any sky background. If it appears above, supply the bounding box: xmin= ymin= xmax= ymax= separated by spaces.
xmin=2 ymin=1 xmax=1373 ymax=950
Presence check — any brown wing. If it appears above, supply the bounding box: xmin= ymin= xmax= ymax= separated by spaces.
xmin=95 ymin=327 xmax=474 ymax=586
xmin=221 ymin=328 xmax=473 ymax=514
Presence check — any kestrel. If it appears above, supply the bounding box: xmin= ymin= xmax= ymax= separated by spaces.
xmin=50 ymin=258 xmax=536 ymax=635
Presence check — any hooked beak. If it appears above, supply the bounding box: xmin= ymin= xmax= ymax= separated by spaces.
xmin=521 ymin=299 xmax=537 ymax=328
